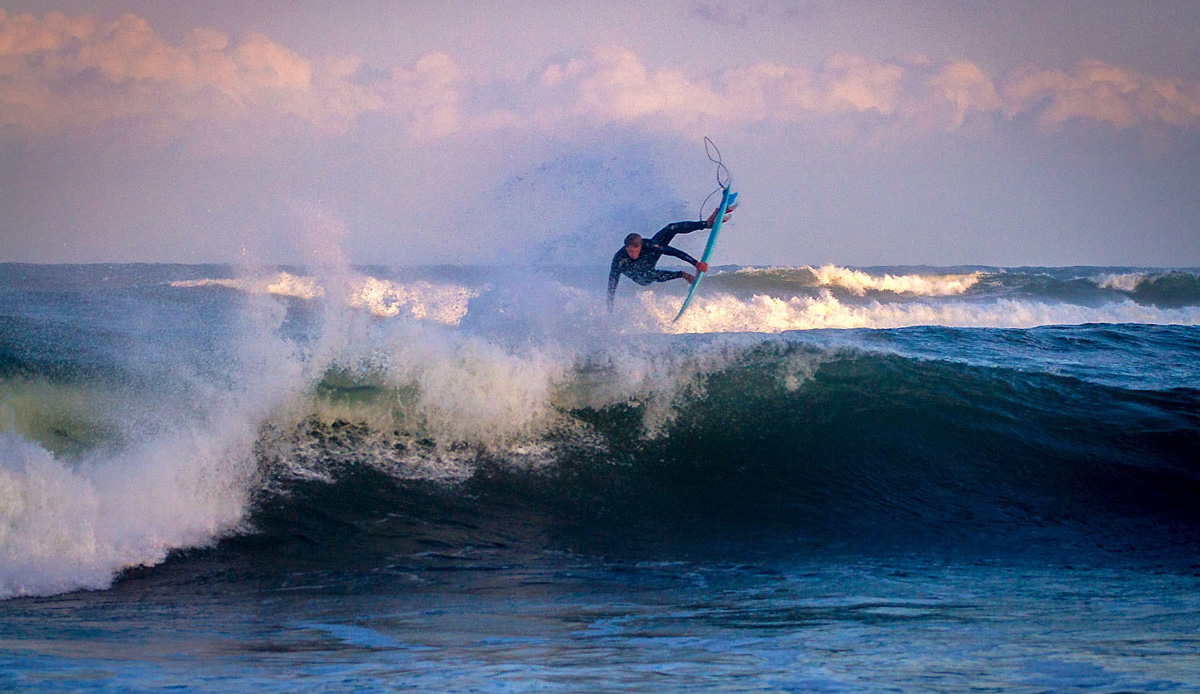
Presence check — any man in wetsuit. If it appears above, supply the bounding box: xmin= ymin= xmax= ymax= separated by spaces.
xmin=607 ymin=203 xmax=736 ymax=311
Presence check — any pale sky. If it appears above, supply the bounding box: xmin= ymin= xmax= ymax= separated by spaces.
xmin=2 ymin=1 xmax=1198 ymax=266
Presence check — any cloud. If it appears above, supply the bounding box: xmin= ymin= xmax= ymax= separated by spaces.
xmin=1 ymin=9 xmax=1198 ymax=150
xmin=376 ymin=53 xmax=464 ymax=139
xmin=0 ymin=9 xmax=460 ymax=146
xmin=536 ymin=49 xmax=1005 ymax=135
xmin=1002 ymin=59 xmax=1200 ymax=131
xmin=537 ymin=48 xmax=1200 ymax=139
xmin=539 ymin=45 xmax=722 ymax=130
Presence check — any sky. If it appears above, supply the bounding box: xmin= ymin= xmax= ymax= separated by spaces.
xmin=1 ymin=1 xmax=1199 ymax=267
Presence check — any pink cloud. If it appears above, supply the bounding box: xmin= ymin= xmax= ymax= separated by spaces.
xmin=0 ymin=9 xmax=93 ymax=55
xmin=541 ymin=49 xmax=1200 ymax=138
xmin=0 ymin=10 xmax=463 ymax=145
xmin=1002 ymin=60 xmax=1200 ymax=131
xmin=538 ymin=50 xmax=1005 ymax=135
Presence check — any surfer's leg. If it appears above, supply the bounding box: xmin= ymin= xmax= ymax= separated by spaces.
xmin=648 ymin=269 xmax=685 ymax=283
xmin=650 ymin=222 xmax=703 ymax=247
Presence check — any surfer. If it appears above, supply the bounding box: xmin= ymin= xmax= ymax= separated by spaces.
xmin=607 ymin=203 xmax=736 ymax=311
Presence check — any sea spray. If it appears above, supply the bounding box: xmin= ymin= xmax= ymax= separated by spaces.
xmin=0 ymin=283 xmax=307 ymax=598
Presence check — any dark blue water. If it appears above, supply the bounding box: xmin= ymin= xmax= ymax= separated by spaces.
xmin=2 ymin=263 xmax=1199 ymax=692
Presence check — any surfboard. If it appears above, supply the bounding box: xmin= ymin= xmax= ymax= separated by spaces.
xmin=673 ymin=186 xmax=737 ymax=322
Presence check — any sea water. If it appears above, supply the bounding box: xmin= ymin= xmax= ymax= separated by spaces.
xmin=1 ymin=263 xmax=1198 ymax=692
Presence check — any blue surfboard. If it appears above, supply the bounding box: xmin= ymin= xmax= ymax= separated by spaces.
xmin=673 ymin=186 xmax=737 ymax=322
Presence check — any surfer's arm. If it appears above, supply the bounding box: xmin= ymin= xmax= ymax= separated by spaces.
xmin=658 ymin=243 xmax=700 ymax=268
xmin=606 ymin=254 xmax=622 ymax=311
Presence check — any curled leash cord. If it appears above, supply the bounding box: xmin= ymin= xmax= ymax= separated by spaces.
xmin=698 ymin=136 xmax=732 ymax=221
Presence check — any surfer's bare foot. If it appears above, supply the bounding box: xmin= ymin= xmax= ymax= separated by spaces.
xmin=683 ymin=272 xmax=696 ymax=284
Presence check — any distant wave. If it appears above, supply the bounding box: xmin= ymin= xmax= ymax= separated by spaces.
xmin=718 ymin=265 xmax=981 ymax=297
xmin=1093 ymin=272 xmax=1147 ymax=292
xmin=171 ymin=271 xmax=479 ymax=325
xmin=170 ymin=271 xmax=324 ymax=299
xmin=656 ymin=291 xmax=1200 ymax=333
xmin=1089 ymin=270 xmax=1200 ymax=308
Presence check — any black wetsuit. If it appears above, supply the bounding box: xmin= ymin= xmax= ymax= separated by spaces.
xmin=607 ymin=220 xmax=706 ymax=307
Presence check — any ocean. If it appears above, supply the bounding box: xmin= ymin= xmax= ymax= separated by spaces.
xmin=1 ymin=262 xmax=1198 ymax=692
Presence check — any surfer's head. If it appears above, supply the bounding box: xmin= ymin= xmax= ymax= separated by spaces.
xmin=624 ymin=233 xmax=642 ymax=259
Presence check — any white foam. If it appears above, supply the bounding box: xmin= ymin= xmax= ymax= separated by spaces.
xmin=364 ymin=322 xmax=570 ymax=446
xmin=1092 ymin=272 xmax=1146 ymax=293
xmin=810 ymin=265 xmax=981 ymax=296
xmin=0 ymin=423 xmax=257 ymax=598
xmin=0 ymin=292 xmax=309 ymax=599
xmin=346 ymin=277 xmax=478 ymax=324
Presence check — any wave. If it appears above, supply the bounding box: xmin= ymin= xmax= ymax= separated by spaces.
xmin=1094 ymin=272 xmax=1148 ymax=293
xmin=0 ymin=297 xmax=306 ymax=599
xmin=5 ymin=321 xmax=1200 ymax=598
xmin=656 ymin=291 xmax=1200 ymax=333
xmin=1091 ymin=270 xmax=1200 ymax=308
xmin=4 ymin=264 xmax=1200 ymax=598
xmin=705 ymin=266 xmax=1200 ymax=310
xmin=242 ymin=341 xmax=1200 ymax=566
xmin=709 ymin=265 xmax=981 ymax=297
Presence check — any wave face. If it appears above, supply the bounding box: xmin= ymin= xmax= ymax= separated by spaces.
xmin=2 ymin=263 xmax=1199 ymax=598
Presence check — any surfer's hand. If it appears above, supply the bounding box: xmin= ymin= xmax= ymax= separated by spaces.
xmin=696 ymin=262 xmax=709 ymax=273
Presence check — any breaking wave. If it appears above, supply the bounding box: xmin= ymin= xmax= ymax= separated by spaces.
xmin=4 ymin=263 xmax=1200 ymax=599
xmin=660 ymin=291 xmax=1200 ymax=333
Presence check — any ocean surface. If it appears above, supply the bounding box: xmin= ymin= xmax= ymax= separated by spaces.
xmin=2 ymin=262 xmax=1199 ymax=692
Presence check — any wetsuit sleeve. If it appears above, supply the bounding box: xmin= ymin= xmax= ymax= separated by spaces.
xmin=607 ymin=252 xmax=622 ymax=310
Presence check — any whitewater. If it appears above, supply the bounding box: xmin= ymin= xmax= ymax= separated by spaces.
xmin=2 ymin=262 xmax=1199 ymax=692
